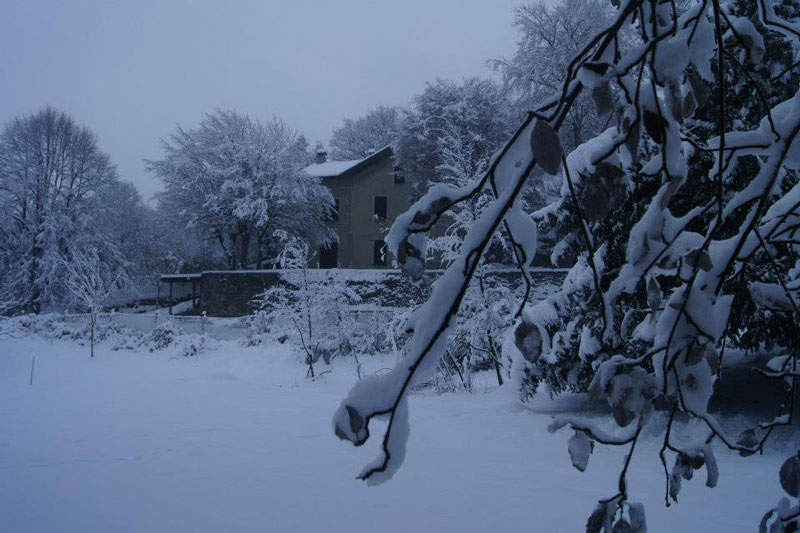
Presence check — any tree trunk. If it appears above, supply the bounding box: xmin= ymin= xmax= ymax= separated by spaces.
xmin=256 ymin=232 xmax=264 ymax=269
xmin=229 ymin=232 xmax=239 ymax=269
xmin=239 ymin=228 xmax=251 ymax=270
xmin=90 ymin=313 xmax=95 ymax=358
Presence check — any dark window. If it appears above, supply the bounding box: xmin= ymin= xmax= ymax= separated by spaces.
xmin=330 ymin=198 xmax=339 ymax=221
xmin=373 ymin=196 xmax=387 ymax=219
xmin=393 ymin=165 xmax=405 ymax=184
xmin=319 ymin=242 xmax=338 ymax=269
xmin=373 ymin=240 xmax=387 ymax=266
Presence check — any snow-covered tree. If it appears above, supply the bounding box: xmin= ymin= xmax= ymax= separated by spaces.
xmin=492 ymin=0 xmax=630 ymax=264
xmin=394 ymin=78 xmax=514 ymax=197
xmin=333 ymin=1 xmax=800 ymax=530
xmin=521 ymin=0 xmax=800 ymax=399
xmin=61 ymin=245 xmax=130 ymax=358
xmin=491 ymin=0 xmax=623 ymax=150
xmin=0 ymin=107 xmax=118 ymax=314
xmin=329 ymin=105 xmax=399 ymax=160
xmin=393 ymin=78 xmax=546 ymax=375
xmin=257 ymin=234 xmax=364 ymax=378
xmin=147 ymin=110 xmax=335 ymax=270
xmin=94 ymin=180 xmax=171 ymax=297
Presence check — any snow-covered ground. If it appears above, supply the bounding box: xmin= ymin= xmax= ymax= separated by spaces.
xmin=0 ymin=334 xmax=793 ymax=532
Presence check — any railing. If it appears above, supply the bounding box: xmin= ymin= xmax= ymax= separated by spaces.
xmin=31 ymin=311 xmax=251 ymax=341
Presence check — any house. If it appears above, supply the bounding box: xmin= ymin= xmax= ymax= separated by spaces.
xmin=304 ymin=146 xmax=409 ymax=269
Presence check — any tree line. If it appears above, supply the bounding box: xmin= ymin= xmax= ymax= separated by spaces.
xmin=1 ymin=0 xmax=609 ymax=315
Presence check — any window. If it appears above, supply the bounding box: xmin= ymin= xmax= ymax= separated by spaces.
xmin=373 ymin=195 xmax=387 ymax=219
xmin=393 ymin=165 xmax=405 ymax=184
xmin=373 ymin=240 xmax=387 ymax=266
xmin=330 ymin=198 xmax=339 ymax=221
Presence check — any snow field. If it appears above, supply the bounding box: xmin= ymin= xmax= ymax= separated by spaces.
xmin=0 ymin=336 xmax=791 ymax=532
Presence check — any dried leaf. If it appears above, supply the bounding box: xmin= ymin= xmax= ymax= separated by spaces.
xmin=688 ymin=72 xmax=710 ymax=107
xmin=613 ymin=404 xmax=636 ymax=427
xmin=737 ymin=429 xmax=758 ymax=456
xmin=647 ymin=276 xmax=662 ymax=312
xmin=334 ymin=423 xmax=350 ymax=441
xmin=592 ymin=83 xmax=615 ymax=116
xmin=580 ymin=163 xmax=626 ymax=221
xmin=705 ymin=348 xmax=720 ymax=374
xmin=780 ymin=453 xmax=800 ymax=498
xmin=666 ymin=80 xmax=684 ymax=125
xmin=660 ymin=175 xmax=682 ymax=209
xmin=346 ymin=405 xmax=364 ymax=434
xmin=625 ymin=119 xmax=640 ymax=165
xmin=411 ymin=211 xmax=433 ymax=226
xmin=685 ymin=249 xmax=713 ymax=271
xmin=669 ymin=470 xmax=682 ymax=502
xmin=586 ymin=505 xmax=607 ymax=533
xmin=581 ymin=179 xmax=611 ymax=221
xmin=682 ymin=372 xmax=697 ymax=391
xmin=514 ymin=321 xmax=543 ymax=363
xmin=643 ymin=110 xmax=666 ymax=144
xmin=612 ymin=519 xmax=633 ymax=533
xmin=530 ymin=119 xmax=563 ymax=176
xmin=683 ymin=87 xmax=697 ymax=118
xmin=749 ymin=45 xmax=765 ymax=65
xmin=628 ymin=502 xmax=647 ymax=533
xmin=607 ymin=182 xmax=627 ymax=210
xmin=587 ymin=374 xmax=605 ymax=402
xmin=568 ymin=431 xmax=594 ymax=472
xmin=596 ymin=162 xmax=625 ymax=180
xmin=583 ymin=61 xmax=611 ymax=76
xmin=686 ymin=342 xmax=706 ymax=365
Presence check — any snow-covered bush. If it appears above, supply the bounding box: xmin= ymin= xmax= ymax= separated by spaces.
xmin=423 ymin=271 xmax=516 ymax=393
xmin=146 ymin=319 xmax=209 ymax=357
xmin=256 ymin=237 xmax=369 ymax=377
xmin=333 ymin=0 xmax=800 ymax=529
xmin=147 ymin=320 xmax=182 ymax=351
xmin=173 ymin=333 xmax=210 ymax=358
xmin=0 ymin=313 xmax=146 ymax=353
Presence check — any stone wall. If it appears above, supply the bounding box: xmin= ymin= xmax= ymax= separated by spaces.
xmin=200 ymin=271 xmax=284 ymax=317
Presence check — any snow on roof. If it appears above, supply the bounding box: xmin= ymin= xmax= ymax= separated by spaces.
xmin=303 ymin=159 xmax=360 ymax=178
xmin=303 ymin=146 xmax=393 ymax=178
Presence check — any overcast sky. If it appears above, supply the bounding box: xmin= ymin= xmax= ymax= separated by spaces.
xmin=0 ymin=0 xmax=523 ymax=200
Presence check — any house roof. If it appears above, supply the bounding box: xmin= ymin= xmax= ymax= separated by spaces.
xmin=303 ymin=145 xmax=393 ymax=179
xmin=160 ymin=273 xmax=201 ymax=282
xmin=303 ymin=159 xmax=360 ymax=178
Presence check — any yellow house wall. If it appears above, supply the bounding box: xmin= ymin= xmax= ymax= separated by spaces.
xmin=321 ymin=155 xmax=409 ymax=269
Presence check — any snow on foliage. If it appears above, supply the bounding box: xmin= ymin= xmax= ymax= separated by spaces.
xmin=334 ymin=0 xmax=800 ymax=529
xmin=0 ymin=107 xmax=126 ymax=315
xmin=328 ymin=105 xmax=399 ymax=161
xmin=147 ymin=110 xmax=335 ymax=270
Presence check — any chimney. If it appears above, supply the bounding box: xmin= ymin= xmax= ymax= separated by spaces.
xmin=315 ymin=150 xmax=327 ymax=164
